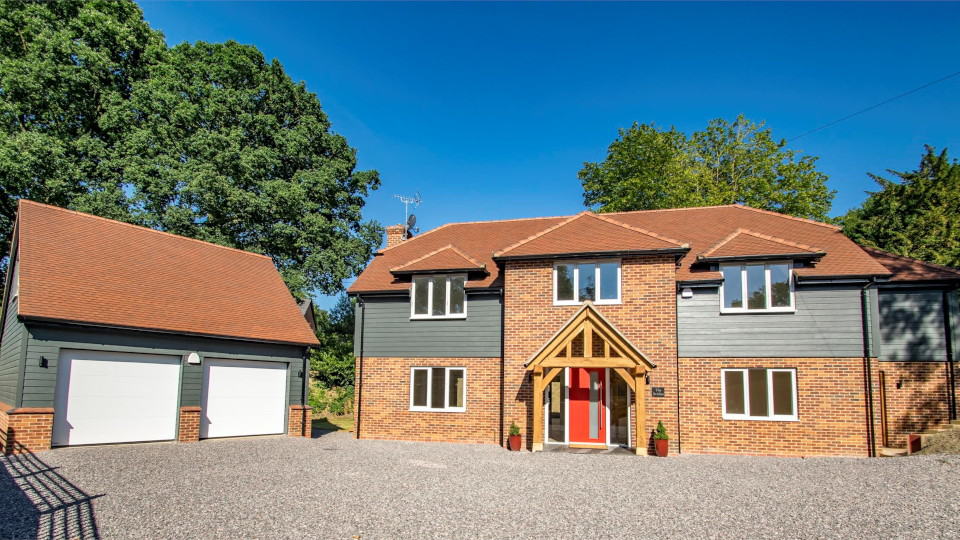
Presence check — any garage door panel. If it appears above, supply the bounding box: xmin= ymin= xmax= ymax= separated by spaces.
xmin=201 ymin=358 xmax=287 ymax=438
xmin=54 ymin=349 xmax=181 ymax=446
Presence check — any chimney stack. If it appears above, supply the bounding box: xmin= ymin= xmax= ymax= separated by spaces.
xmin=385 ymin=224 xmax=409 ymax=249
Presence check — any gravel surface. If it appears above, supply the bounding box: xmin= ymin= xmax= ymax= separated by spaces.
xmin=2 ymin=432 xmax=960 ymax=539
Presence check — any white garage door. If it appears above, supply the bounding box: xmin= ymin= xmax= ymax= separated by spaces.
xmin=201 ymin=358 xmax=288 ymax=438
xmin=53 ymin=349 xmax=181 ymax=446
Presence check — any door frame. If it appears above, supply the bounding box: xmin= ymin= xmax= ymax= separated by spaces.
xmin=544 ymin=367 xmax=631 ymax=448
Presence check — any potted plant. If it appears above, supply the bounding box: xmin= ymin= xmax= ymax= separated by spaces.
xmin=508 ymin=422 xmax=521 ymax=451
xmin=653 ymin=421 xmax=669 ymax=457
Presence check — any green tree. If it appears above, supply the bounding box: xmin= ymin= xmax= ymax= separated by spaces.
xmin=580 ymin=115 xmax=835 ymax=220
xmin=842 ymin=146 xmax=960 ymax=267
xmin=0 ymin=1 xmax=381 ymax=298
xmin=310 ymin=294 xmax=356 ymax=388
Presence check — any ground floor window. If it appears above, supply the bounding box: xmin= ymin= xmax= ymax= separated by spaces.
xmin=410 ymin=367 xmax=466 ymax=412
xmin=721 ymin=368 xmax=797 ymax=421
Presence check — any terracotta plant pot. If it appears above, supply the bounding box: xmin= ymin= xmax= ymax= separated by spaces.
xmin=508 ymin=434 xmax=521 ymax=451
xmin=655 ymin=439 xmax=669 ymax=457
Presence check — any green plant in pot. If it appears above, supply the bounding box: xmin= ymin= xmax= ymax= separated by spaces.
xmin=508 ymin=422 xmax=522 ymax=451
xmin=653 ymin=421 xmax=669 ymax=457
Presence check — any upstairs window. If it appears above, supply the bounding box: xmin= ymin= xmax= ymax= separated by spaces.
xmin=411 ymin=275 xmax=466 ymax=319
xmin=720 ymin=262 xmax=793 ymax=313
xmin=554 ymin=261 xmax=620 ymax=305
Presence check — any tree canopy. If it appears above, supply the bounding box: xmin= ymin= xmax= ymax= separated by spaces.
xmin=580 ymin=115 xmax=835 ymax=220
xmin=310 ymin=294 xmax=355 ymax=388
xmin=0 ymin=0 xmax=381 ymax=298
xmin=842 ymin=146 xmax=960 ymax=268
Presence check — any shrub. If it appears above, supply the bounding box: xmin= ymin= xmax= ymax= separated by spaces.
xmin=509 ymin=422 xmax=520 ymax=436
xmin=309 ymin=382 xmax=354 ymax=416
xmin=653 ymin=421 xmax=669 ymax=440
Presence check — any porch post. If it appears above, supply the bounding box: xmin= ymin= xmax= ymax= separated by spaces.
xmin=634 ymin=368 xmax=646 ymax=455
xmin=532 ymin=367 xmax=544 ymax=451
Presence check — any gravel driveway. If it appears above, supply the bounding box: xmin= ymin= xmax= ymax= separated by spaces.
xmin=2 ymin=431 xmax=959 ymax=539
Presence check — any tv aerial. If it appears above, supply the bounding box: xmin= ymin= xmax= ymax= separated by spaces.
xmin=394 ymin=192 xmax=421 ymax=239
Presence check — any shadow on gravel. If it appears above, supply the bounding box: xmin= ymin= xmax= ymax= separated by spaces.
xmin=0 ymin=443 xmax=102 ymax=540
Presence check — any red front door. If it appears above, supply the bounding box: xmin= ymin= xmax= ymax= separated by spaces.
xmin=568 ymin=368 xmax=606 ymax=444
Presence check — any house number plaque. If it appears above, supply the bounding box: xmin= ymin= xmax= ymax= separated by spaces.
xmin=651 ymin=387 xmax=665 ymax=398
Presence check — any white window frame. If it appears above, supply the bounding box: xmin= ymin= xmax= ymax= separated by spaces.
xmin=720 ymin=368 xmax=798 ymax=421
xmin=719 ymin=261 xmax=795 ymax=314
xmin=409 ymin=366 xmax=467 ymax=412
xmin=409 ymin=274 xmax=468 ymax=320
xmin=552 ymin=259 xmax=621 ymax=306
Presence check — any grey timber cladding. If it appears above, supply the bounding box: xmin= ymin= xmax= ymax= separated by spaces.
xmin=20 ymin=323 xmax=306 ymax=408
xmin=0 ymin=296 xmax=25 ymax=406
xmin=355 ymin=293 xmax=501 ymax=358
xmin=878 ymin=289 xmax=957 ymax=362
xmin=677 ymin=284 xmax=873 ymax=358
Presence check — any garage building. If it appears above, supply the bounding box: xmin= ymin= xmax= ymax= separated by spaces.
xmin=0 ymin=200 xmax=319 ymax=454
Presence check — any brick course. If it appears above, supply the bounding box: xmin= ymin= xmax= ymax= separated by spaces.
xmin=875 ymin=361 xmax=958 ymax=448
xmin=178 ymin=406 xmax=201 ymax=443
xmin=2 ymin=406 xmax=54 ymax=455
xmin=355 ymin=357 xmax=500 ymax=444
xmin=288 ymin=404 xmax=312 ymax=437
xmin=679 ymin=357 xmax=879 ymax=457
xmin=502 ymin=256 xmax=679 ymax=454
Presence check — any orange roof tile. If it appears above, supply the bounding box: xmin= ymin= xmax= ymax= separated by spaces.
xmin=698 ymin=229 xmax=824 ymax=260
xmin=14 ymin=200 xmax=319 ymax=346
xmin=493 ymin=212 xmax=687 ymax=259
xmin=390 ymin=244 xmax=486 ymax=274
xmin=860 ymin=246 xmax=960 ymax=282
xmin=349 ymin=205 xmax=899 ymax=293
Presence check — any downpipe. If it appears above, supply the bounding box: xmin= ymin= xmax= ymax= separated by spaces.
xmin=860 ymin=279 xmax=877 ymax=457
xmin=355 ymin=295 xmax=366 ymax=439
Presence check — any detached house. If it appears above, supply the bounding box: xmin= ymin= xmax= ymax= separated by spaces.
xmin=349 ymin=205 xmax=959 ymax=457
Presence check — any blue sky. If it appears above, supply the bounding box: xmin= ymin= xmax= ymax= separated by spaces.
xmin=138 ymin=1 xmax=960 ymax=308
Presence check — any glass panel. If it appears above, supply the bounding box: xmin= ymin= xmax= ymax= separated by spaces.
xmin=412 ymin=369 xmax=428 ymax=407
xmin=556 ymin=265 xmax=574 ymax=301
xmin=448 ymin=369 xmax=464 ymax=408
xmin=772 ymin=371 xmax=794 ymax=416
xmin=599 ymin=262 xmax=619 ymax=300
xmin=430 ymin=367 xmax=445 ymax=408
xmin=413 ymin=277 xmax=429 ymax=315
xmin=449 ymin=276 xmax=465 ymax=314
xmin=588 ymin=370 xmax=599 ymax=439
xmin=431 ymin=277 xmax=447 ymax=316
xmin=723 ymin=371 xmax=745 ymax=415
xmin=722 ymin=266 xmax=743 ymax=308
xmin=547 ymin=377 xmax=565 ymax=443
xmin=578 ymin=263 xmax=596 ymax=302
xmin=746 ymin=265 xmax=767 ymax=310
xmin=770 ymin=264 xmax=791 ymax=308
xmin=748 ymin=369 xmax=769 ymax=417
xmin=610 ymin=374 xmax=630 ymax=446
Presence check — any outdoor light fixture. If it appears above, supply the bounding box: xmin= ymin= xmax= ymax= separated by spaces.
xmin=184 ymin=352 xmax=201 ymax=365
xmin=680 ymin=287 xmax=694 ymax=299
xmin=39 ymin=356 xmax=48 ymax=368
xmin=645 ymin=374 xmax=651 ymax=385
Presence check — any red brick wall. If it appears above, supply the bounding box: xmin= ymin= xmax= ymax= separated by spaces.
xmin=3 ymin=407 xmax=54 ymax=455
xmin=355 ymin=357 xmax=500 ymax=444
xmin=502 ymin=255 xmax=679 ymax=453
xmin=178 ymin=406 xmax=200 ymax=442
xmin=876 ymin=361 xmax=958 ymax=447
xmin=288 ymin=404 xmax=312 ymax=437
xmin=679 ymin=357 xmax=874 ymax=457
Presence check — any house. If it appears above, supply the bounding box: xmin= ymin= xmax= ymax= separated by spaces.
xmin=0 ymin=201 xmax=319 ymax=454
xmin=348 ymin=206 xmax=960 ymax=457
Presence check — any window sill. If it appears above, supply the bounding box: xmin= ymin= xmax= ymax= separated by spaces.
xmin=409 ymin=407 xmax=467 ymax=413
xmin=409 ymin=315 xmax=468 ymax=321
xmin=553 ymin=300 xmax=622 ymax=307
xmin=719 ymin=308 xmax=796 ymax=315
xmin=721 ymin=415 xmax=799 ymax=422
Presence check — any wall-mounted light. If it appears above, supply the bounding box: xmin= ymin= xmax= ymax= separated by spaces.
xmin=645 ymin=374 xmax=651 ymax=385
xmin=39 ymin=356 xmax=48 ymax=368
xmin=680 ymin=287 xmax=694 ymax=299
xmin=184 ymin=352 xmax=201 ymax=365
xmin=896 ymin=379 xmax=903 ymax=389
xmin=298 ymin=370 xmax=304 ymax=379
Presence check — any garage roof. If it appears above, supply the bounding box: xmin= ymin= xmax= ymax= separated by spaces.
xmin=13 ymin=200 xmax=319 ymax=346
